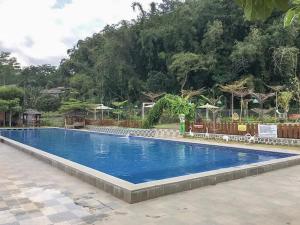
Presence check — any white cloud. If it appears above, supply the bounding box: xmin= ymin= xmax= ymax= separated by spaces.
xmin=0 ymin=0 xmax=161 ymax=66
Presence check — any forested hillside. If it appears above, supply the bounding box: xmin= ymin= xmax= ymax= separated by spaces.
xmin=1 ymin=0 xmax=300 ymax=108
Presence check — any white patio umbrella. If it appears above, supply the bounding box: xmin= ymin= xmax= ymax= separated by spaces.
xmin=94 ymin=104 xmax=113 ymax=120
xmin=198 ymin=103 xmax=220 ymax=133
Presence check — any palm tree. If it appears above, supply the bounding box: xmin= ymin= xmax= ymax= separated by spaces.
xmin=233 ymin=89 xmax=251 ymax=122
xmin=199 ymin=89 xmax=223 ymax=125
xmin=181 ymin=88 xmax=205 ymax=100
xmin=132 ymin=2 xmax=146 ymax=18
xmin=149 ymin=2 xmax=157 ymax=15
xmin=250 ymin=92 xmax=275 ymax=120
xmin=251 ymin=108 xmax=274 ymax=120
xmin=142 ymin=92 xmax=166 ymax=102
xmin=112 ymin=100 xmax=128 ymax=122
xmin=219 ymin=77 xmax=251 ymax=120
xmin=265 ymin=84 xmax=285 ymax=109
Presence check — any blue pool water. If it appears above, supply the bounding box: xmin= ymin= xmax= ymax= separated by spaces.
xmin=0 ymin=128 xmax=295 ymax=184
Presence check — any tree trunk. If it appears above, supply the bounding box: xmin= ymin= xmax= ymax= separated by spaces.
xmin=231 ymin=93 xmax=234 ymax=121
xmin=260 ymin=102 xmax=263 ymax=122
xmin=275 ymin=92 xmax=278 ymax=121
xmin=3 ymin=112 xmax=6 ymax=127
xmin=9 ymin=111 xmax=12 ymax=127
xmin=181 ymin=73 xmax=188 ymax=93
xmin=240 ymin=96 xmax=243 ymax=123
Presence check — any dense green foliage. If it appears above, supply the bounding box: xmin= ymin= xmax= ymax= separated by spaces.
xmin=143 ymin=94 xmax=195 ymax=128
xmin=278 ymin=91 xmax=293 ymax=112
xmin=40 ymin=112 xmax=64 ymax=127
xmin=51 ymin=0 xmax=299 ymax=105
xmin=0 ymin=86 xmax=23 ymax=100
xmin=36 ymin=95 xmax=61 ymax=112
xmin=0 ymin=52 xmax=20 ymax=86
xmin=0 ymin=86 xmax=24 ymax=126
xmin=59 ymin=99 xmax=92 ymax=113
xmin=1 ymin=0 xmax=300 ymax=112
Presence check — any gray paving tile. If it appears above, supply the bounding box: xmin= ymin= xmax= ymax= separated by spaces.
xmin=16 ymin=199 xmax=30 ymax=205
xmin=0 ymin=207 xmax=9 ymax=212
xmin=5 ymin=200 xmax=18 ymax=207
xmin=82 ymin=214 xmax=108 ymax=224
xmin=48 ymin=211 xmax=78 ymax=223
xmin=0 ymin=222 xmax=20 ymax=225
xmin=43 ymin=199 xmax=60 ymax=207
xmin=15 ymin=214 xmax=30 ymax=221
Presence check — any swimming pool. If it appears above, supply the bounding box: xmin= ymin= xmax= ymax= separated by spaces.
xmin=0 ymin=128 xmax=296 ymax=184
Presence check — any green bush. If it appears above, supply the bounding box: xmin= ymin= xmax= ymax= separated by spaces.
xmin=40 ymin=112 xmax=64 ymax=127
xmin=36 ymin=95 xmax=61 ymax=112
xmin=143 ymin=94 xmax=195 ymax=128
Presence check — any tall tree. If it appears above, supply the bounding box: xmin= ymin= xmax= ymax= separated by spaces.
xmin=169 ymin=53 xmax=207 ymax=92
xmin=0 ymin=86 xmax=24 ymax=127
xmin=0 ymin=52 xmax=20 ymax=86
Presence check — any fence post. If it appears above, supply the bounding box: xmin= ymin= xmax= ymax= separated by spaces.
xmin=283 ymin=124 xmax=288 ymax=138
xmin=293 ymin=124 xmax=299 ymax=139
xmin=234 ymin=123 xmax=238 ymax=135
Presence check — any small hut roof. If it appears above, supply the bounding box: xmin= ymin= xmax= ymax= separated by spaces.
xmin=41 ymin=87 xmax=66 ymax=95
xmin=24 ymin=109 xmax=41 ymax=115
xmin=94 ymin=104 xmax=113 ymax=110
xmin=64 ymin=109 xmax=87 ymax=117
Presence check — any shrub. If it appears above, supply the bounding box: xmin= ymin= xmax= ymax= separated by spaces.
xmin=36 ymin=95 xmax=61 ymax=112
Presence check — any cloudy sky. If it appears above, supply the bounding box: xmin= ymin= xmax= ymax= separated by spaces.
xmin=0 ymin=0 xmax=160 ymax=66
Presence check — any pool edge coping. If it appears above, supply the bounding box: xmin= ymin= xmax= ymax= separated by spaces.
xmin=1 ymin=128 xmax=300 ymax=203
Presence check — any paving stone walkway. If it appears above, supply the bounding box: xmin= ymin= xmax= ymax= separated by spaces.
xmin=0 ymin=143 xmax=300 ymax=225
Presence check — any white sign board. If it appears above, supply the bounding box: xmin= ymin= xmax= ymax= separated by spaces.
xmin=258 ymin=125 xmax=278 ymax=138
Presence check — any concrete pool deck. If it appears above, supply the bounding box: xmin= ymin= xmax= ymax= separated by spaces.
xmin=0 ymin=143 xmax=300 ymax=225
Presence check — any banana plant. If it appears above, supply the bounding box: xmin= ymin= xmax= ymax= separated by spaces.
xmin=235 ymin=0 xmax=300 ymax=27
